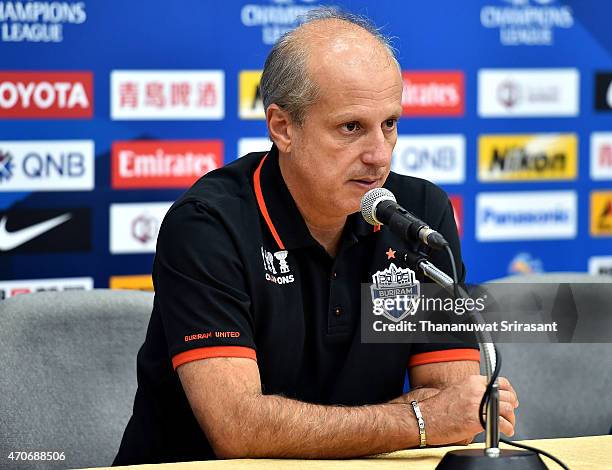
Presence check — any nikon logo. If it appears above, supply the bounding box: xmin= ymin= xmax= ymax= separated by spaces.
xmin=491 ymin=148 xmax=565 ymax=172
xmin=479 ymin=133 xmax=577 ymax=181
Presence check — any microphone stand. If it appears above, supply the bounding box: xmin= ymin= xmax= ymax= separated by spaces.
xmin=399 ymin=250 xmax=546 ymax=469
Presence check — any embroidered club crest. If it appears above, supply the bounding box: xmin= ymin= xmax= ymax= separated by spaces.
xmin=370 ymin=262 xmax=420 ymax=322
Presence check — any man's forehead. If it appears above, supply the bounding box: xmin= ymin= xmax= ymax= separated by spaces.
xmin=301 ymin=21 xmax=392 ymax=69
xmin=311 ymin=53 xmax=402 ymax=105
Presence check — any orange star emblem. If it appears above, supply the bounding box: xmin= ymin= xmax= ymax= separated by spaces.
xmin=386 ymin=248 xmax=396 ymax=260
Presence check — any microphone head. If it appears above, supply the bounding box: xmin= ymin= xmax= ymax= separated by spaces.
xmin=360 ymin=187 xmax=396 ymax=225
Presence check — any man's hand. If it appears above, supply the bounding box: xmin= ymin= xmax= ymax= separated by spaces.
xmin=419 ymin=375 xmax=519 ymax=446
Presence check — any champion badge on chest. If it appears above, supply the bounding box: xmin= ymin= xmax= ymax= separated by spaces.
xmin=261 ymin=246 xmax=294 ymax=285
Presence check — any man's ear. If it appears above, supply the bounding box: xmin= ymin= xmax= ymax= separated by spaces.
xmin=266 ymin=104 xmax=293 ymax=153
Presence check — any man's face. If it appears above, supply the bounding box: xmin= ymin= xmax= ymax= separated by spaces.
xmin=284 ymin=46 xmax=403 ymax=221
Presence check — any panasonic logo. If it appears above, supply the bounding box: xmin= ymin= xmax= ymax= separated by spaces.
xmin=482 ymin=207 xmax=568 ymax=224
xmin=477 ymin=191 xmax=576 ymax=241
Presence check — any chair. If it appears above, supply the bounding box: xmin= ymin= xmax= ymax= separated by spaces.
xmin=484 ymin=273 xmax=612 ymax=440
xmin=0 ymin=289 xmax=152 ymax=469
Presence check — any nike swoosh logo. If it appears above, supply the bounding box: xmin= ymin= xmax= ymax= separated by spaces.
xmin=0 ymin=213 xmax=72 ymax=251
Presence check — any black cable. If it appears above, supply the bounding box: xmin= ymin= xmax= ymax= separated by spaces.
xmin=476 ymin=345 xmax=569 ymax=470
xmin=443 ymin=244 xmax=459 ymax=300
xmin=443 ymin=244 xmax=570 ymax=470
xmin=499 ymin=437 xmax=569 ymax=470
xmin=478 ymin=343 xmax=502 ymax=431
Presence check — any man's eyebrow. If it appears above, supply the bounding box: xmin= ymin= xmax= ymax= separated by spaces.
xmin=389 ymin=106 xmax=403 ymax=118
xmin=328 ymin=112 xmax=361 ymax=122
xmin=329 ymin=109 xmax=403 ymax=122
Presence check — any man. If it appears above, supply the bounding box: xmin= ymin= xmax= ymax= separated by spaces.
xmin=114 ymin=9 xmax=518 ymax=464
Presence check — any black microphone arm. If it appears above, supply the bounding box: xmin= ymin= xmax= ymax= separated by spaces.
xmin=360 ymin=187 xmax=449 ymax=250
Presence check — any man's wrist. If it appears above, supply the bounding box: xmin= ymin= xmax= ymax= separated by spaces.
xmin=410 ymin=400 xmax=427 ymax=447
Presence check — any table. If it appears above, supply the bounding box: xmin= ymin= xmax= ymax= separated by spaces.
xmin=89 ymin=435 xmax=611 ymax=469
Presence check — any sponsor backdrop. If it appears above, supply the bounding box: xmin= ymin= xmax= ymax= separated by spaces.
xmin=0 ymin=0 xmax=611 ymax=298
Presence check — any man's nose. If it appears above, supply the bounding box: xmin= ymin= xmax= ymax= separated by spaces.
xmin=361 ymin=128 xmax=391 ymax=167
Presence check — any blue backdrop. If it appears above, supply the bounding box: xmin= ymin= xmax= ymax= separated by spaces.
xmin=0 ymin=0 xmax=611 ymax=296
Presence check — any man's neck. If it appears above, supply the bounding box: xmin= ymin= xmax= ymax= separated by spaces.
xmin=279 ymin=154 xmax=346 ymax=257
xmin=303 ymin=218 xmax=345 ymax=258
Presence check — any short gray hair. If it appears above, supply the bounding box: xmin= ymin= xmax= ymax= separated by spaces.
xmin=259 ymin=7 xmax=398 ymax=126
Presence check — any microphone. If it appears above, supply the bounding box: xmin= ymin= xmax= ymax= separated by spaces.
xmin=360 ymin=187 xmax=449 ymax=250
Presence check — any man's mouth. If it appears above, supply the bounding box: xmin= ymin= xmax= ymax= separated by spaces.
xmin=349 ymin=178 xmax=380 ymax=190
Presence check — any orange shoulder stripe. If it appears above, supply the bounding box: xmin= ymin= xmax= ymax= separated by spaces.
xmin=408 ymin=348 xmax=480 ymax=368
xmin=172 ymin=346 xmax=257 ymax=370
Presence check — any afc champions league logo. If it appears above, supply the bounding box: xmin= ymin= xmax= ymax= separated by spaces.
xmin=370 ymin=263 xmax=420 ymax=322
xmin=261 ymin=246 xmax=294 ymax=284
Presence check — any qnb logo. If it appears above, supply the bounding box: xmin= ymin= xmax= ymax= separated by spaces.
xmin=397 ymin=146 xmax=456 ymax=171
xmin=392 ymin=135 xmax=465 ymax=184
xmin=0 ymin=150 xmax=14 ymax=182
xmin=21 ymin=151 xmax=86 ymax=178
xmin=0 ymin=72 xmax=93 ymax=118
xmin=261 ymin=246 xmax=294 ymax=285
xmin=131 ymin=214 xmax=158 ymax=244
xmin=0 ymin=141 xmax=94 ymax=191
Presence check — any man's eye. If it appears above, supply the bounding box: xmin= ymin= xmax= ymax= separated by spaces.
xmin=342 ymin=122 xmax=360 ymax=132
xmin=384 ymin=119 xmax=397 ymax=130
